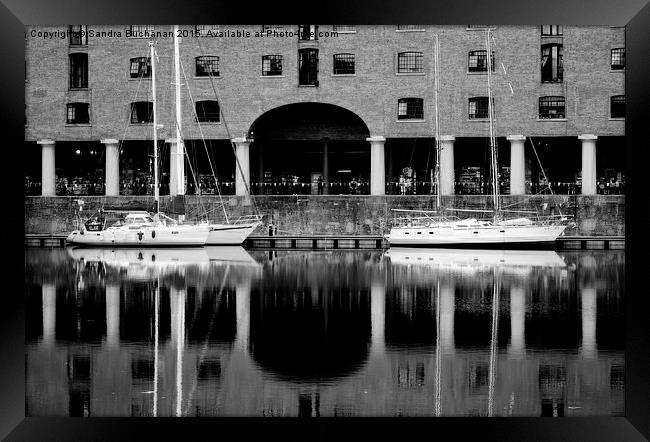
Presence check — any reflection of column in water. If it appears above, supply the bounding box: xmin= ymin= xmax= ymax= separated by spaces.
xmin=105 ymin=285 xmax=120 ymax=348
xmin=580 ymin=286 xmax=597 ymax=358
xmin=42 ymin=283 xmax=56 ymax=345
xmin=370 ymin=281 xmax=386 ymax=356
xmin=170 ymin=287 xmax=186 ymax=417
xmin=234 ymin=280 xmax=251 ymax=352
xmin=509 ymin=284 xmax=525 ymax=357
xmin=439 ymin=282 xmax=455 ymax=354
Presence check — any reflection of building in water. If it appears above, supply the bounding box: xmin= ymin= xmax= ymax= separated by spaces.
xmin=25 ymin=250 xmax=625 ymax=416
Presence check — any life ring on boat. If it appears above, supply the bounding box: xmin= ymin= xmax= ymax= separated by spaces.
xmin=137 ymin=231 xmax=143 ymax=241
xmin=151 ymin=230 xmax=156 ymax=239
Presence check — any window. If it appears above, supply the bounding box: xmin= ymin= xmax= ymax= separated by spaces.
xmin=398 ymin=98 xmax=424 ymax=120
xmin=611 ymin=95 xmax=625 ymax=118
xmin=332 ymin=25 xmax=355 ymax=32
xmin=195 ymin=56 xmax=219 ymax=77
xmin=262 ymin=55 xmax=283 ymax=76
xmin=299 ymin=25 xmax=318 ymax=40
xmin=398 ymin=52 xmax=423 ymax=73
xmin=130 ymin=102 xmax=153 ymax=124
xmin=468 ymin=50 xmax=495 ymax=72
xmin=66 ymin=103 xmax=90 ymax=124
xmin=69 ymin=53 xmax=88 ymax=89
xmin=541 ymin=25 xmax=563 ymax=36
xmin=539 ymin=96 xmax=566 ymax=119
xmin=298 ymin=48 xmax=319 ymax=86
xmin=195 ymin=25 xmax=219 ymax=34
xmin=611 ymin=48 xmax=625 ymax=70
xmin=195 ymin=100 xmax=220 ymax=123
xmin=262 ymin=25 xmax=283 ymax=32
xmin=468 ymin=97 xmax=492 ymax=119
xmin=69 ymin=25 xmax=87 ymax=45
xmin=130 ymin=57 xmax=151 ymax=78
xmin=129 ymin=25 xmax=154 ymax=37
xmin=541 ymin=43 xmax=563 ymax=82
xmin=333 ymin=53 xmax=355 ymax=75
xmin=397 ymin=25 xmax=424 ymax=31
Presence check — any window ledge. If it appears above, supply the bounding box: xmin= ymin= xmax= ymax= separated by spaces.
xmin=396 ymin=72 xmax=425 ymax=76
xmin=536 ymin=118 xmax=567 ymax=122
xmin=609 ymin=117 xmax=625 ymax=121
xmin=128 ymin=77 xmax=151 ymax=81
xmin=396 ymin=119 xmax=426 ymax=123
xmin=259 ymin=75 xmax=284 ymax=78
xmin=609 ymin=69 xmax=625 ymax=73
xmin=196 ymin=121 xmax=222 ymax=125
xmin=65 ymin=124 xmax=92 ymax=127
xmin=334 ymin=30 xmax=357 ymax=34
xmin=332 ymin=73 xmax=356 ymax=77
xmin=298 ymin=84 xmax=319 ymax=87
xmin=467 ymin=71 xmax=495 ymax=75
xmin=129 ymin=122 xmax=153 ymax=125
xmin=467 ymin=118 xmax=489 ymax=122
xmin=466 ymin=27 xmax=496 ymax=31
xmin=69 ymin=88 xmax=89 ymax=91
xmin=194 ymin=75 xmax=221 ymax=79
xmin=69 ymin=44 xmax=88 ymax=49
xmin=396 ymin=29 xmax=425 ymax=32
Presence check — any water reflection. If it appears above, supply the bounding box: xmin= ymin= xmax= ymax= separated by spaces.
xmin=25 ymin=247 xmax=624 ymax=417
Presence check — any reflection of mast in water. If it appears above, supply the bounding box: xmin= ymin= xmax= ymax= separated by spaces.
xmin=509 ymin=284 xmax=525 ymax=358
xmin=488 ymin=270 xmax=500 ymax=417
xmin=171 ymin=286 xmax=186 ymax=417
xmin=153 ymin=277 xmax=159 ymax=417
xmin=434 ymin=278 xmax=441 ymax=417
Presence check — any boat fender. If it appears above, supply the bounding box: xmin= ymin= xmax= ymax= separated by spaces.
xmin=152 ymin=230 xmax=156 ymax=239
xmin=137 ymin=231 xmax=143 ymax=241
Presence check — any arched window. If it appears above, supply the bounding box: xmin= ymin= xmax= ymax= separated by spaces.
xmin=398 ymin=98 xmax=424 ymax=120
xmin=398 ymin=52 xmax=423 ymax=73
xmin=196 ymin=100 xmax=220 ymax=123
xmin=539 ymin=96 xmax=565 ymax=119
xmin=195 ymin=56 xmax=220 ymax=77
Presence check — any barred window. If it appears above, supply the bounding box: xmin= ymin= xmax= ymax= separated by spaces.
xmin=541 ymin=25 xmax=563 ymax=36
xmin=66 ymin=103 xmax=90 ymax=124
xmin=611 ymin=95 xmax=625 ymax=118
xmin=468 ymin=50 xmax=495 ymax=72
xmin=130 ymin=57 xmax=151 ymax=78
xmin=195 ymin=56 xmax=220 ymax=77
xmin=539 ymin=96 xmax=566 ymax=119
xmin=398 ymin=52 xmax=423 ymax=73
xmin=196 ymin=100 xmax=220 ymax=123
xmin=262 ymin=55 xmax=283 ymax=76
xmin=332 ymin=25 xmax=355 ymax=32
xmin=333 ymin=53 xmax=355 ymax=75
xmin=397 ymin=25 xmax=424 ymax=31
xmin=195 ymin=25 xmax=219 ymax=34
xmin=398 ymin=98 xmax=424 ymax=120
xmin=69 ymin=53 xmax=88 ymax=89
xmin=130 ymin=101 xmax=153 ymax=124
xmin=541 ymin=43 xmax=563 ymax=82
xmin=69 ymin=25 xmax=87 ymax=45
xmin=611 ymin=48 xmax=625 ymax=70
xmin=468 ymin=97 xmax=493 ymax=119
xmin=129 ymin=25 xmax=154 ymax=37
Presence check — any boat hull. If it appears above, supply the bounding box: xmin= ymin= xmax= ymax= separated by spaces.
xmin=206 ymin=222 xmax=261 ymax=245
xmin=66 ymin=225 xmax=210 ymax=247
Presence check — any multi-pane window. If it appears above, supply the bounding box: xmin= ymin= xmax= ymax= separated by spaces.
xmin=397 ymin=52 xmax=423 ymax=73
xmin=195 ymin=100 xmax=220 ymax=122
xmin=468 ymin=50 xmax=495 ymax=72
xmin=299 ymin=25 xmax=318 ymax=40
xmin=129 ymin=25 xmax=154 ymax=37
xmin=195 ymin=56 xmax=220 ymax=77
xmin=541 ymin=25 xmax=563 ymax=36
xmin=69 ymin=25 xmax=87 ymax=45
xmin=611 ymin=48 xmax=625 ymax=70
xmin=397 ymin=25 xmax=424 ymax=31
xmin=262 ymin=55 xmax=283 ymax=76
xmin=398 ymin=98 xmax=424 ymax=120
xmin=539 ymin=96 xmax=566 ymax=119
xmin=69 ymin=53 xmax=88 ymax=89
xmin=541 ymin=44 xmax=563 ymax=82
xmin=130 ymin=102 xmax=153 ymax=124
xmin=66 ymin=103 xmax=90 ymax=124
xmin=332 ymin=25 xmax=355 ymax=32
xmin=468 ymin=97 xmax=493 ymax=119
xmin=130 ymin=57 xmax=151 ymax=78
xmin=298 ymin=49 xmax=319 ymax=86
xmin=333 ymin=53 xmax=355 ymax=75
xmin=195 ymin=25 xmax=219 ymax=34
xmin=611 ymin=95 xmax=625 ymax=118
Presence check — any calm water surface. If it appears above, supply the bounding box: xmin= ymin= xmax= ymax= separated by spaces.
xmin=25 ymin=247 xmax=624 ymax=417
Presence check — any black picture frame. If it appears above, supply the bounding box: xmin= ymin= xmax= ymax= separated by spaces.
xmin=3 ymin=0 xmax=649 ymax=440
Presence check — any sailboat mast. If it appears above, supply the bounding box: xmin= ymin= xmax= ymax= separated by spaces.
xmin=433 ymin=33 xmax=441 ymax=209
xmin=486 ymin=29 xmax=500 ymax=219
xmin=150 ymin=40 xmax=159 ymax=214
xmin=173 ymin=25 xmax=185 ymax=196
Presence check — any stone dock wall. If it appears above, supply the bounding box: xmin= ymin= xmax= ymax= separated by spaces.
xmin=25 ymin=195 xmax=625 ymax=236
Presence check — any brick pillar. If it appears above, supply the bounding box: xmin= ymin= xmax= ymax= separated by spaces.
xmin=102 ymin=139 xmax=120 ymax=196
xmin=507 ymin=135 xmax=526 ymax=195
xmin=367 ymin=136 xmax=386 ymax=196
xmin=38 ymin=139 xmax=56 ymax=196
xmin=166 ymin=138 xmax=185 ymax=196
xmin=233 ymin=137 xmax=251 ymax=196
xmin=439 ymin=135 xmax=455 ymax=195
xmin=579 ymin=134 xmax=598 ymax=195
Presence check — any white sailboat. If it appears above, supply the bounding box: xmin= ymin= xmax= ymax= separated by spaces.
xmin=385 ymin=30 xmax=571 ymax=248
xmin=66 ymin=40 xmax=210 ymax=247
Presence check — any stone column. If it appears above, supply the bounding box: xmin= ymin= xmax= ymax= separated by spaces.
xmin=101 ymin=139 xmax=120 ymax=196
xmin=105 ymin=285 xmax=120 ymax=348
xmin=322 ymin=139 xmax=329 ymax=195
xmin=509 ymin=284 xmax=526 ymax=357
xmin=38 ymin=139 xmax=56 ymax=196
xmin=42 ymin=283 xmax=56 ymax=345
xmin=579 ymin=134 xmax=598 ymax=195
xmin=370 ymin=281 xmax=386 ymax=356
xmin=439 ymin=135 xmax=455 ymax=195
xmin=232 ymin=137 xmax=251 ymax=196
xmin=507 ymin=135 xmax=526 ymax=195
xmin=234 ymin=279 xmax=251 ymax=352
xmin=166 ymin=138 xmax=186 ymax=196
xmin=580 ymin=286 xmax=597 ymax=359
xmin=439 ymin=282 xmax=455 ymax=354
xmin=367 ymin=136 xmax=386 ymax=196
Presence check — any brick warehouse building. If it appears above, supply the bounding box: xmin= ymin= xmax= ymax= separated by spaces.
xmin=24 ymin=25 xmax=625 ymax=198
